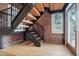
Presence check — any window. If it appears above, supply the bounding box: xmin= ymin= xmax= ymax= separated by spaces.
xmin=67 ymin=4 xmax=77 ymax=47
xmin=51 ymin=13 xmax=63 ymax=34
xmin=11 ymin=6 xmax=18 ymax=22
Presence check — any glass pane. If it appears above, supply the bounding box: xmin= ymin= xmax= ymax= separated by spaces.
xmin=52 ymin=13 xmax=63 ymax=34
xmin=67 ymin=4 xmax=77 ymax=47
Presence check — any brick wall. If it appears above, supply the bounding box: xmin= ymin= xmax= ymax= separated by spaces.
xmin=2 ymin=32 xmax=24 ymax=48
xmin=36 ymin=12 xmax=64 ymax=44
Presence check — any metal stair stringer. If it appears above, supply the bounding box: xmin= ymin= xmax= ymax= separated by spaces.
xmin=2 ymin=3 xmax=35 ymax=34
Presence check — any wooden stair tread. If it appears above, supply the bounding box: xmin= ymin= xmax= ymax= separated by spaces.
xmin=35 ymin=3 xmax=45 ymax=12
xmin=30 ymin=7 xmax=41 ymax=16
xmin=19 ymin=25 xmax=29 ymax=28
xmin=26 ymin=13 xmax=37 ymax=21
xmin=22 ymin=20 xmax=33 ymax=24
xmin=43 ymin=3 xmax=49 ymax=8
xmin=33 ymin=34 xmax=39 ymax=37
xmin=36 ymin=37 xmax=41 ymax=40
xmin=31 ymin=32 xmax=36 ymax=34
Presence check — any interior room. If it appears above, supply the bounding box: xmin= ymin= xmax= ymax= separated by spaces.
xmin=0 ymin=3 xmax=79 ymax=56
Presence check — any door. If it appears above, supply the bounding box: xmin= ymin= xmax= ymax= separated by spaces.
xmin=65 ymin=3 xmax=77 ymax=49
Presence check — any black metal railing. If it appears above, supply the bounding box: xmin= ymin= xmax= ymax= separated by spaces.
xmin=24 ymin=22 xmax=45 ymax=47
xmin=33 ymin=22 xmax=45 ymax=41
xmin=26 ymin=31 xmax=41 ymax=47
xmin=1 ymin=4 xmax=23 ymax=22
xmin=0 ymin=11 xmax=11 ymax=28
xmin=0 ymin=4 xmax=23 ymax=29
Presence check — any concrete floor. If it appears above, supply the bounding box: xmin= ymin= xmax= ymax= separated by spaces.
xmin=0 ymin=42 xmax=73 ymax=56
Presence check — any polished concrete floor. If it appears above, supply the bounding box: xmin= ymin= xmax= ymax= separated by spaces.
xmin=0 ymin=41 xmax=73 ymax=56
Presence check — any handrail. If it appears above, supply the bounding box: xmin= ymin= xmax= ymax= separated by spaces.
xmin=33 ymin=22 xmax=45 ymax=41
xmin=35 ymin=22 xmax=44 ymax=31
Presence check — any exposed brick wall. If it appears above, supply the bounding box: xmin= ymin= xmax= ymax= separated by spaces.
xmin=2 ymin=32 xmax=24 ymax=48
xmin=36 ymin=12 xmax=64 ymax=44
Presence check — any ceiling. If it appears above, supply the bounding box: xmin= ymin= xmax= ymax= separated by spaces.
xmin=49 ymin=3 xmax=65 ymax=11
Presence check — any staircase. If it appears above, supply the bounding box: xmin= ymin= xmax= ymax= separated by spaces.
xmin=15 ymin=3 xmax=68 ymax=47
xmin=25 ymin=31 xmax=41 ymax=47
xmin=24 ymin=22 xmax=45 ymax=47
xmin=0 ymin=3 xmax=50 ymax=47
xmin=16 ymin=3 xmax=47 ymax=47
xmin=22 ymin=4 xmax=48 ymax=47
xmin=0 ymin=3 xmax=35 ymax=34
xmin=0 ymin=3 xmax=47 ymax=47
xmin=0 ymin=3 xmax=68 ymax=47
